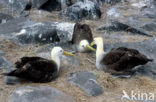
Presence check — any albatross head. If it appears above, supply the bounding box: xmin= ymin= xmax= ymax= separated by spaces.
xmin=51 ymin=47 xmax=74 ymax=57
xmin=51 ymin=46 xmax=74 ymax=70
xmin=79 ymin=40 xmax=96 ymax=52
xmin=91 ymin=37 xmax=103 ymax=46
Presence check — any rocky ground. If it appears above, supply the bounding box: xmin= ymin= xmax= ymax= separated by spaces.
xmin=0 ymin=0 xmax=156 ymax=102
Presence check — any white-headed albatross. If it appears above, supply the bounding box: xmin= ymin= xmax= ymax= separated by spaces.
xmin=5 ymin=47 xmax=74 ymax=83
xmin=91 ymin=37 xmax=153 ymax=75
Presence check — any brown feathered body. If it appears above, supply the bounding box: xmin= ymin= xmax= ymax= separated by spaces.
xmin=72 ymin=23 xmax=93 ymax=44
xmin=6 ymin=57 xmax=58 ymax=82
xmin=72 ymin=23 xmax=93 ymax=51
xmin=99 ymin=47 xmax=153 ymax=75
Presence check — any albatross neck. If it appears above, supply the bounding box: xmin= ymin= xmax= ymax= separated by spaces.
xmin=51 ymin=55 xmax=60 ymax=71
xmin=96 ymin=42 xmax=105 ymax=59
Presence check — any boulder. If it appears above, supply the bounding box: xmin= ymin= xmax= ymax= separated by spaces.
xmin=97 ymin=20 xmax=153 ymax=37
xmin=0 ymin=17 xmax=76 ymax=44
xmin=106 ymin=7 xmax=123 ymax=18
xmin=9 ymin=86 xmax=75 ymax=102
xmin=14 ymin=22 xmax=59 ymax=44
xmin=68 ymin=71 xmax=103 ymax=96
xmin=130 ymin=0 xmax=154 ymax=9
xmin=141 ymin=22 xmax=156 ymax=31
xmin=0 ymin=56 xmax=22 ymax=84
xmin=77 ymin=0 xmax=124 ymax=5
xmin=144 ymin=10 xmax=156 ymax=19
xmin=99 ymin=0 xmax=123 ymax=4
xmin=40 ymin=0 xmax=72 ymax=12
xmin=0 ymin=17 xmax=29 ymax=35
xmin=7 ymin=0 xmax=31 ymax=14
xmin=60 ymin=0 xmax=101 ymax=21
xmin=0 ymin=13 xmax=14 ymax=24
xmin=0 ymin=56 xmax=11 ymax=69
xmin=5 ymin=0 xmax=72 ymax=14
xmin=134 ymin=62 xmax=156 ymax=79
xmin=32 ymin=0 xmax=48 ymax=9
xmin=0 ymin=17 xmax=60 ymax=44
xmin=56 ymin=22 xmax=75 ymax=42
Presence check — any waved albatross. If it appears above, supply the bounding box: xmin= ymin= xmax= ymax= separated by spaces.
xmin=5 ymin=47 xmax=74 ymax=83
xmin=91 ymin=37 xmax=153 ymax=75
xmin=71 ymin=23 xmax=95 ymax=52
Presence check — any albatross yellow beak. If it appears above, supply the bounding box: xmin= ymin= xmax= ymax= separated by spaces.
xmin=63 ymin=51 xmax=74 ymax=56
xmin=86 ymin=45 xmax=96 ymax=52
xmin=91 ymin=41 xmax=95 ymax=46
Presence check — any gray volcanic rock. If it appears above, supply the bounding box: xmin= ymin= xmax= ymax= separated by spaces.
xmin=60 ymin=0 xmax=101 ymax=21
xmin=5 ymin=0 xmax=72 ymax=14
xmin=142 ymin=8 xmax=156 ymax=19
xmin=9 ymin=86 xmax=75 ymax=102
xmin=14 ymin=22 xmax=59 ymax=44
xmin=32 ymin=0 xmax=48 ymax=9
xmin=134 ymin=62 xmax=156 ymax=79
xmin=56 ymin=22 xmax=75 ymax=42
xmin=99 ymin=0 xmax=123 ymax=4
xmin=97 ymin=20 xmax=153 ymax=37
xmin=40 ymin=0 xmax=72 ymax=12
xmin=141 ymin=22 xmax=156 ymax=31
xmin=0 ymin=56 xmax=22 ymax=84
xmin=0 ymin=17 xmax=29 ymax=35
xmin=68 ymin=71 xmax=103 ymax=96
xmin=0 ymin=56 xmax=11 ymax=69
xmin=0 ymin=13 xmax=14 ymax=24
xmin=106 ymin=7 xmax=123 ymax=18
xmin=0 ymin=17 xmax=76 ymax=44
xmin=0 ymin=17 xmax=59 ymax=44
xmin=7 ymin=0 xmax=31 ymax=14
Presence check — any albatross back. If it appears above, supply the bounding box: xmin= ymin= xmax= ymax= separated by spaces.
xmin=71 ymin=23 xmax=93 ymax=44
xmin=7 ymin=57 xmax=58 ymax=83
xmin=101 ymin=47 xmax=153 ymax=72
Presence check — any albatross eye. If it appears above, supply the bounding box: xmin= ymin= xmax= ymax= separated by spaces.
xmin=60 ymin=50 xmax=63 ymax=53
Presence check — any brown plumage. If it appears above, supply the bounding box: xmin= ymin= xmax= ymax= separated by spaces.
xmin=6 ymin=57 xmax=58 ymax=83
xmin=102 ymin=47 xmax=153 ymax=73
xmin=72 ymin=23 xmax=93 ymax=44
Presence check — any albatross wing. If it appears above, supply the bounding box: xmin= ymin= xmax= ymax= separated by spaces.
xmin=7 ymin=58 xmax=58 ymax=83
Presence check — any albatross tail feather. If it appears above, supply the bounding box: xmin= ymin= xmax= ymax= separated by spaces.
xmin=148 ymin=59 xmax=153 ymax=62
xmin=2 ymin=70 xmax=16 ymax=76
